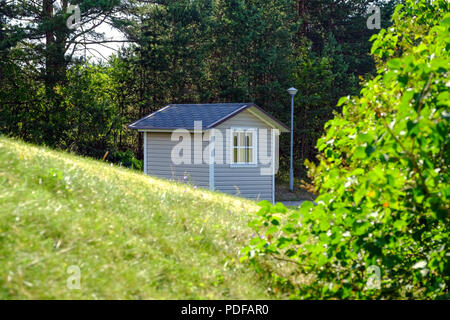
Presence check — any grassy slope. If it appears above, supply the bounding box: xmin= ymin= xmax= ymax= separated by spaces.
xmin=0 ymin=137 xmax=273 ymax=299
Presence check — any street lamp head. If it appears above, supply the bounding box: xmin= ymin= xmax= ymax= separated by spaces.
xmin=287 ymin=87 xmax=298 ymax=96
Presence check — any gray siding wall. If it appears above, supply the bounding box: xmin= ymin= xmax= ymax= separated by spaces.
xmin=145 ymin=132 xmax=209 ymax=188
xmin=214 ymin=109 xmax=275 ymax=202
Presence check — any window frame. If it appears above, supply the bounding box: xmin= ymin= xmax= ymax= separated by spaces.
xmin=230 ymin=127 xmax=258 ymax=167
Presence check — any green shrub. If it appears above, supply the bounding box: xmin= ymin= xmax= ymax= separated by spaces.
xmin=110 ymin=150 xmax=143 ymax=171
xmin=242 ymin=1 xmax=449 ymax=299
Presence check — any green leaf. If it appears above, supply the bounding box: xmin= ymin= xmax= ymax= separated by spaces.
xmin=393 ymin=219 xmax=407 ymax=231
xmin=437 ymin=91 xmax=450 ymax=105
xmin=387 ymin=58 xmax=402 ymax=70
xmin=299 ymin=201 xmax=313 ymax=215
xmin=319 ymin=220 xmax=330 ymax=231
xmin=267 ymin=225 xmax=278 ymax=235
xmin=337 ymin=96 xmax=348 ymax=107
xmin=356 ymin=133 xmax=374 ymax=144
xmin=354 ymin=146 xmax=367 ymax=159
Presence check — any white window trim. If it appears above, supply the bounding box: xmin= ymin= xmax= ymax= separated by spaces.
xmin=272 ymin=129 xmax=276 ymax=204
xmin=229 ymin=127 xmax=258 ymax=167
xmin=143 ymin=132 xmax=147 ymax=174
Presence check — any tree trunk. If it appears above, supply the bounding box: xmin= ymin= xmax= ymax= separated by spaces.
xmin=43 ymin=0 xmax=68 ymax=91
xmin=43 ymin=0 xmax=55 ymax=91
xmin=297 ymin=0 xmax=306 ymax=36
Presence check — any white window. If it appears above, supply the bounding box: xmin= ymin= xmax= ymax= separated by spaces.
xmin=231 ymin=128 xmax=257 ymax=165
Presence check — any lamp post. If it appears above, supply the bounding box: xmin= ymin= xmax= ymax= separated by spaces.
xmin=287 ymin=87 xmax=298 ymax=192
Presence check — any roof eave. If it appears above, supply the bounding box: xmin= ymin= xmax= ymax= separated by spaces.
xmin=247 ymin=104 xmax=290 ymax=133
xmin=207 ymin=103 xmax=290 ymax=133
xmin=205 ymin=104 xmax=252 ymax=129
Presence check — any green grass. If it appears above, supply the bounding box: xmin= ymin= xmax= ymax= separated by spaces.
xmin=0 ymin=136 xmax=275 ymax=299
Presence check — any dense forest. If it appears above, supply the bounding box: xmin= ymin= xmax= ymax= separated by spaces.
xmin=0 ymin=0 xmax=398 ymax=180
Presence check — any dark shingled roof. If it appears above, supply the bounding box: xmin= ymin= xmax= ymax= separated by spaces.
xmin=128 ymin=103 xmax=289 ymax=131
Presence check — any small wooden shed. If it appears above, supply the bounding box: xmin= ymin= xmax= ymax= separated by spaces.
xmin=129 ymin=103 xmax=289 ymax=202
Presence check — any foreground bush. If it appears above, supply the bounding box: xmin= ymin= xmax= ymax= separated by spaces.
xmin=242 ymin=1 xmax=449 ymax=299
